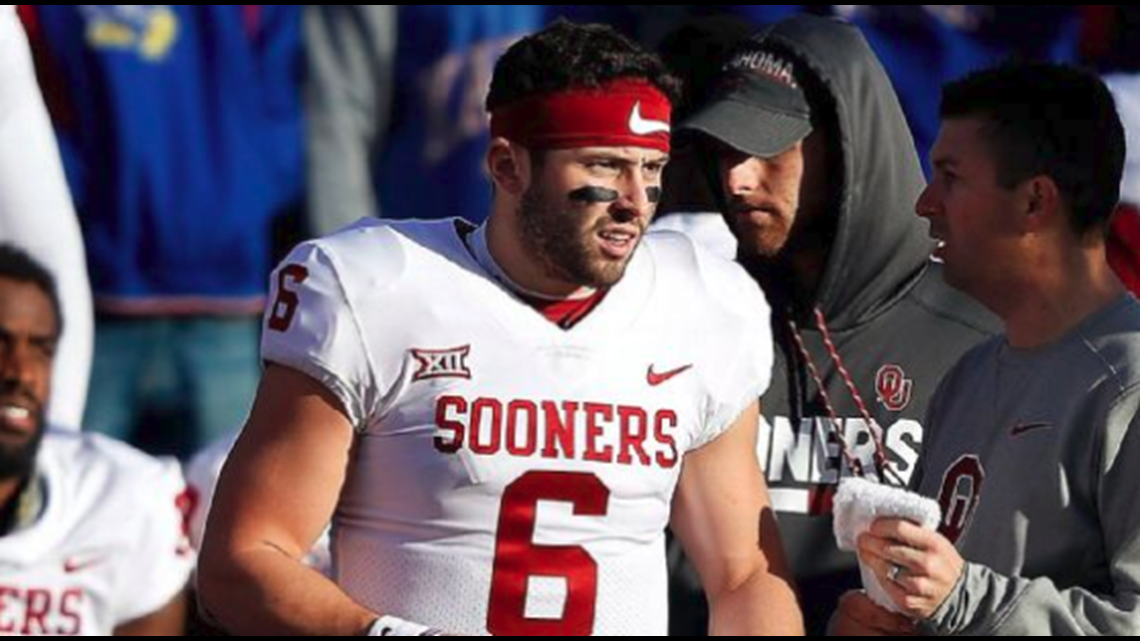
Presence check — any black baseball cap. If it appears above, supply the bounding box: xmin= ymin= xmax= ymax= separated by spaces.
xmin=681 ymin=40 xmax=813 ymax=158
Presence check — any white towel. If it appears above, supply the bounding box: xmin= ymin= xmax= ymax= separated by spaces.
xmin=833 ymin=477 xmax=942 ymax=613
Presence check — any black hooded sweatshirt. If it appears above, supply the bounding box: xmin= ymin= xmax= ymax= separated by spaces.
xmin=668 ymin=15 xmax=999 ymax=635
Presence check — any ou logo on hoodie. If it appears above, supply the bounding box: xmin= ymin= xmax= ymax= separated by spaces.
xmin=876 ymin=365 xmax=914 ymax=412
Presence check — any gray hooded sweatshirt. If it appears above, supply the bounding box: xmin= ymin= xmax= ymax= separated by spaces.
xmin=667 ymin=16 xmax=998 ymax=635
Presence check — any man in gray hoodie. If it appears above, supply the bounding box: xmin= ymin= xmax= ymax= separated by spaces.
xmin=669 ymin=15 xmax=999 ymax=634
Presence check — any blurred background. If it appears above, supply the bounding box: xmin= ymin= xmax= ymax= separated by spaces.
xmin=8 ymin=4 xmax=1140 ymax=461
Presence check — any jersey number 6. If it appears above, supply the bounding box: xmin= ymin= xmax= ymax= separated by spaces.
xmin=487 ymin=471 xmax=610 ymax=636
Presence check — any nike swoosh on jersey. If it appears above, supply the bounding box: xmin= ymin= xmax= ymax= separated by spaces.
xmin=63 ymin=556 xmax=106 ymax=574
xmin=647 ymin=364 xmax=693 ymax=387
xmin=1010 ymin=421 xmax=1052 ymax=437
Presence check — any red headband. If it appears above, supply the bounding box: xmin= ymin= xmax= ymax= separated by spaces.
xmin=490 ymin=79 xmax=671 ymax=153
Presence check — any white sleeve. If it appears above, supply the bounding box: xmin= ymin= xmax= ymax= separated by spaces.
xmin=0 ymin=6 xmax=93 ymax=430
xmin=691 ymin=258 xmax=774 ymax=451
xmin=114 ymin=458 xmax=194 ymax=624
xmin=261 ymin=241 xmax=377 ymax=428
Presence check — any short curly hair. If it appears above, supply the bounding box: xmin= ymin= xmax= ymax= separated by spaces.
xmin=486 ymin=19 xmax=681 ymax=113
xmin=0 ymin=244 xmax=62 ymax=338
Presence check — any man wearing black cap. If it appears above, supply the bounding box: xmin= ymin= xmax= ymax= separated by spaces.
xmin=669 ymin=14 xmax=999 ymax=635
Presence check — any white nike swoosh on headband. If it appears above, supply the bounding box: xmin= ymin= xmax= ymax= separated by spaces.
xmin=628 ymin=101 xmax=670 ymax=136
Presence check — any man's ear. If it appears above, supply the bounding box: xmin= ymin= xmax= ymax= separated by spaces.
xmin=487 ymin=138 xmax=530 ymax=197
xmin=1020 ymin=174 xmax=1062 ymax=234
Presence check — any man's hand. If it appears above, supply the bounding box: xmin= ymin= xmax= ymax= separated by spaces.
xmin=857 ymin=518 xmax=965 ymax=620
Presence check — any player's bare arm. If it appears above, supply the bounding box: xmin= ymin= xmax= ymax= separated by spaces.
xmin=198 ymin=365 xmax=378 ymax=635
xmin=671 ymin=400 xmax=805 ymax=636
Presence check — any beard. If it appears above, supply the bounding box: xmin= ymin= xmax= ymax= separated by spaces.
xmin=0 ymin=409 xmax=45 ymax=482
xmin=516 ymin=184 xmax=639 ymax=290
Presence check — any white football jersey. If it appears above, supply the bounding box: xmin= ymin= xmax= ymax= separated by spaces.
xmin=183 ymin=434 xmax=234 ymax=559
xmin=262 ymin=219 xmax=773 ymax=636
xmin=650 ymin=212 xmax=738 ymax=262
xmin=0 ymin=432 xmax=193 ymax=636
